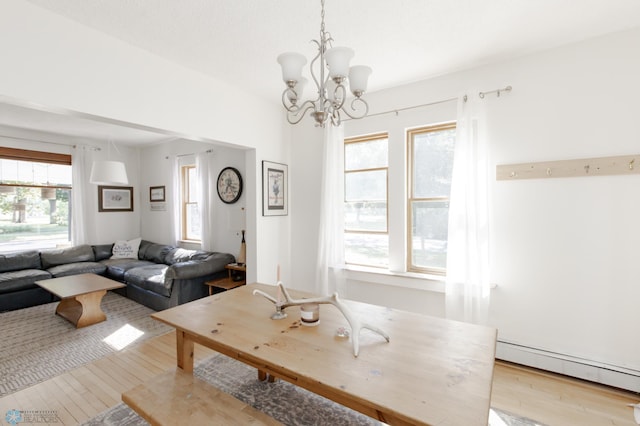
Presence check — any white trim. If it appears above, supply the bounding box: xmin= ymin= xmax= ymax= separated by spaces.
xmin=344 ymin=265 xmax=446 ymax=293
xmin=497 ymin=340 xmax=640 ymax=392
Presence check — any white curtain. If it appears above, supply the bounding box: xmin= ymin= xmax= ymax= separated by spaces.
xmin=71 ymin=145 xmax=95 ymax=245
xmin=315 ymin=124 xmax=346 ymax=296
xmin=196 ymin=152 xmax=214 ymax=251
xmin=169 ymin=156 xmax=181 ymax=245
xmin=445 ymin=92 xmax=491 ymax=324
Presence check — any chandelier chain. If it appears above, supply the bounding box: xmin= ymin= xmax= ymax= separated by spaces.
xmin=320 ymin=0 xmax=325 ymax=36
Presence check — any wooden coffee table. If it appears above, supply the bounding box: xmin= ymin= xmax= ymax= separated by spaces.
xmin=35 ymin=273 xmax=125 ymax=328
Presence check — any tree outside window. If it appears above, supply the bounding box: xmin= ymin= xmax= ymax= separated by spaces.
xmin=344 ymin=133 xmax=389 ymax=268
xmin=0 ymin=148 xmax=72 ymax=252
xmin=407 ymin=122 xmax=456 ymax=274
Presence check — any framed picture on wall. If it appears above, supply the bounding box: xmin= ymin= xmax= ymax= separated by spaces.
xmin=98 ymin=186 xmax=134 ymax=212
xmin=150 ymin=186 xmax=165 ymax=202
xmin=262 ymin=160 xmax=288 ymax=216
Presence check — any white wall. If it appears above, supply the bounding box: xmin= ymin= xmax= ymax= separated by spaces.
xmin=0 ymin=1 xmax=289 ymax=285
xmin=290 ymin=27 xmax=640 ymax=374
xmin=139 ymin=140 xmax=248 ymax=254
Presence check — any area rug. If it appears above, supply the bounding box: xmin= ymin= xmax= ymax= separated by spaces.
xmin=0 ymin=292 xmax=171 ymax=396
xmin=83 ymin=352 xmax=547 ymax=426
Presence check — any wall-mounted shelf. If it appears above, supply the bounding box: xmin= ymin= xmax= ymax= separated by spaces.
xmin=496 ymin=154 xmax=640 ymax=181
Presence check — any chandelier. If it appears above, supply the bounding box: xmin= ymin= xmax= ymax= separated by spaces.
xmin=277 ymin=0 xmax=372 ymax=127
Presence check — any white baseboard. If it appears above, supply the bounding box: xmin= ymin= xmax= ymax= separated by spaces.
xmin=496 ymin=340 xmax=640 ymax=393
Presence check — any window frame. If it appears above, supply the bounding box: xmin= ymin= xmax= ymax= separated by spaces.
xmin=180 ymin=164 xmax=200 ymax=242
xmin=0 ymin=147 xmax=72 ymax=251
xmin=406 ymin=122 xmax=456 ymax=275
xmin=343 ymin=132 xmax=389 ymax=268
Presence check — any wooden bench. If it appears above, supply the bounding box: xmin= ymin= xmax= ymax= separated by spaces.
xmin=122 ymin=369 xmax=282 ymax=426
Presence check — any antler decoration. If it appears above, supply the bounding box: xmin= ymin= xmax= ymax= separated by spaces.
xmin=253 ymin=282 xmax=390 ymax=357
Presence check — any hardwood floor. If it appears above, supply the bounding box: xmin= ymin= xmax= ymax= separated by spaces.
xmin=0 ymin=331 xmax=637 ymax=425
xmin=492 ymin=360 xmax=638 ymax=425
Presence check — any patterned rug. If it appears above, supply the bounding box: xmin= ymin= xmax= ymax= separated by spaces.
xmin=0 ymin=292 xmax=171 ymax=396
xmin=83 ymin=353 xmax=547 ymax=426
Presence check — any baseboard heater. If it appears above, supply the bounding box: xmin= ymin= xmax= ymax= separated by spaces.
xmin=496 ymin=340 xmax=640 ymax=393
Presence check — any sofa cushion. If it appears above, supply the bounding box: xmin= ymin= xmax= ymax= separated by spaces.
xmin=168 ymin=252 xmax=236 ymax=280
xmin=124 ymin=264 xmax=171 ymax=297
xmin=47 ymin=262 xmax=107 ymax=278
xmin=0 ymin=250 xmax=41 ymax=273
xmin=164 ymin=248 xmax=203 ymax=265
xmin=100 ymin=258 xmax=155 ymax=281
xmin=93 ymin=244 xmax=114 ymax=261
xmin=0 ymin=269 xmax=52 ymax=294
xmin=140 ymin=243 xmax=174 ymax=264
xmin=40 ymin=245 xmax=95 ymax=269
xmin=111 ymin=237 xmax=142 ymax=259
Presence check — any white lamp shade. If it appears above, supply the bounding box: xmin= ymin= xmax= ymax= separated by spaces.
xmin=90 ymin=160 xmax=129 ymax=185
xmin=277 ymin=52 xmax=307 ymax=83
xmin=349 ymin=65 xmax=372 ymax=94
xmin=325 ymin=46 xmax=354 ymax=78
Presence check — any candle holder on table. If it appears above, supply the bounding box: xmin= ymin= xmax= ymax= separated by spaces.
xmin=271 ymin=301 xmax=288 ymax=320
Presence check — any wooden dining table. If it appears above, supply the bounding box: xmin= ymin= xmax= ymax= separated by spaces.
xmin=151 ymin=283 xmax=497 ymax=426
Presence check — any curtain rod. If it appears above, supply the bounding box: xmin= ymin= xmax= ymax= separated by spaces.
xmin=355 ymin=97 xmax=457 ymax=120
xmin=345 ymin=84 xmax=512 ymax=121
xmin=0 ymin=134 xmax=102 ymax=151
xmin=170 ymin=149 xmax=214 ymax=159
xmin=479 ymin=85 xmax=512 ymax=99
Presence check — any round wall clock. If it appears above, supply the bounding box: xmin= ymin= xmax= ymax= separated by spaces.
xmin=217 ymin=167 xmax=243 ymax=204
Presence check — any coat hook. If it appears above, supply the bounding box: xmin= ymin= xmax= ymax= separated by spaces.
xmin=584 ymin=164 xmax=590 ymax=174
xmin=630 ymin=159 xmax=635 ymax=170
xmin=546 ymin=168 xmax=552 ymax=176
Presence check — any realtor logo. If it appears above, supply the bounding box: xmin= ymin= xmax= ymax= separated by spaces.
xmin=4 ymin=409 xmax=59 ymax=424
xmin=5 ymin=409 xmax=22 ymax=425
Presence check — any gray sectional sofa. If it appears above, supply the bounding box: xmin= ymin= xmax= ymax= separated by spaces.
xmin=0 ymin=240 xmax=235 ymax=312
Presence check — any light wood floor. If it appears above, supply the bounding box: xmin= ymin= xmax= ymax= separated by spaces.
xmin=0 ymin=331 xmax=637 ymax=425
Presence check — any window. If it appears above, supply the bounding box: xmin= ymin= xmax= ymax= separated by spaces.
xmin=344 ymin=133 xmax=388 ymax=267
xmin=0 ymin=147 xmax=72 ymax=252
xmin=181 ymin=165 xmax=201 ymax=241
xmin=407 ymin=123 xmax=456 ymax=274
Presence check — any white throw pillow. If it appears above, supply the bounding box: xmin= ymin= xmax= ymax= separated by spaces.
xmin=111 ymin=237 xmax=142 ymax=259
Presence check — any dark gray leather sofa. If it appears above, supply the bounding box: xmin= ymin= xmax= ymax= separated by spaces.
xmin=0 ymin=240 xmax=234 ymax=312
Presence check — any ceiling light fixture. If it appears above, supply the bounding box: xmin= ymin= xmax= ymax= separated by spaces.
xmin=277 ymin=0 xmax=371 ymax=127
xmin=89 ymin=141 xmax=129 ymax=186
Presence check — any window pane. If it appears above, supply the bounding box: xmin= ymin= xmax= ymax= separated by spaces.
xmin=185 ymin=202 xmax=201 ymax=240
xmin=413 ymin=128 xmax=455 ymax=198
xmin=0 ymin=159 xmax=72 ymax=186
xmin=345 ymin=233 xmax=388 ymax=267
xmin=187 ymin=167 xmax=197 ymax=202
xmin=345 ymin=138 xmax=388 ymax=171
xmin=0 ymin=186 xmax=71 ymax=252
xmin=345 ymin=201 xmax=387 ymax=232
xmin=411 ymin=200 xmax=449 ymax=270
xmin=345 ymin=170 xmax=386 ymax=201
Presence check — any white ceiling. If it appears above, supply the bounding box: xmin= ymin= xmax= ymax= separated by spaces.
xmin=7 ymin=0 xmax=640 ymax=146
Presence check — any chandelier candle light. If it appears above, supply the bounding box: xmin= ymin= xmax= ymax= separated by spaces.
xmin=277 ymin=0 xmax=372 ymax=127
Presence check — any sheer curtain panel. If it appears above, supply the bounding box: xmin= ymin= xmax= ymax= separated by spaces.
xmin=71 ymin=146 xmax=95 ymax=245
xmin=169 ymin=156 xmax=181 ymax=245
xmin=196 ymin=152 xmax=214 ymax=251
xmin=315 ymin=124 xmax=346 ymax=296
xmin=445 ymin=93 xmax=491 ymax=324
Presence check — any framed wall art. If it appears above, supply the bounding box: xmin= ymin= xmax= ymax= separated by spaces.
xmin=150 ymin=186 xmax=165 ymax=202
xmin=98 ymin=186 xmax=134 ymax=212
xmin=262 ymin=160 xmax=288 ymax=216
